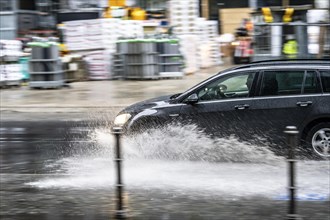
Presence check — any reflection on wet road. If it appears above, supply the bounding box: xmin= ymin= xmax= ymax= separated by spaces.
xmin=1 ymin=120 xmax=329 ymax=220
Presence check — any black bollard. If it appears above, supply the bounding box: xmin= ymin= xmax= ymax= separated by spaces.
xmin=284 ymin=126 xmax=301 ymax=220
xmin=112 ymin=126 xmax=126 ymax=219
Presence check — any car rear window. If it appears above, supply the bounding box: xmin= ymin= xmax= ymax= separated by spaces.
xmin=320 ymin=70 xmax=330 ymax=93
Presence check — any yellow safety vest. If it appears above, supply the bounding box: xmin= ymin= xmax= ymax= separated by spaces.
xmin=283 ymin=40 xmax=298 ymax=58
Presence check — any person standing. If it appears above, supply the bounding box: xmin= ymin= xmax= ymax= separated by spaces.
xmin=283 ymin=35 xmax=298 ymax=59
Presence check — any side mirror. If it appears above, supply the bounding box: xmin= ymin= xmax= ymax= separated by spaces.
xmin=184 ymin=93 xmax=199 ymax=104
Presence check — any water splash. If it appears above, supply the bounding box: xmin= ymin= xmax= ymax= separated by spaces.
xmin=91 ymin=124 xmax=283 ymax=164
xmin=26 ymin=124 xmax=329 ymax=201
xmin=124 ymin=125 xmax=282 ymax=163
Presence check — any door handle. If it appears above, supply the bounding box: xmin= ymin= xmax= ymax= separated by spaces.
xmin=169 ymin=113 xmax=179 ymax=117
xmin=234 ymin=104 xmax=250 ymax=110
xmin=296 ymin=101 xmax=312 ymax=107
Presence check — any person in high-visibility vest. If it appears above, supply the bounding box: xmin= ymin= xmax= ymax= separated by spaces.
xmin=283 ymin=35 xmax=298 ymax=59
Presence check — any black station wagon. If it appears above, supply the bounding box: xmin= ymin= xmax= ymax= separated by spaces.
xmin=114 ymin=60 xmax=330 ymax=158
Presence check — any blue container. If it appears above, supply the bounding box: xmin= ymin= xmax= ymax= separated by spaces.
xmin=19 ymin=57 xmax=30 ymax=80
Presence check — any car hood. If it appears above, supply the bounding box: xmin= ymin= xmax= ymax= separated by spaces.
xmin=119 ymin=94 xmax=176 ymax=114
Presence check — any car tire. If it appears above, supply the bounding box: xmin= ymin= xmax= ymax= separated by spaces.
xmin=305 ymin=122 xmax=330 ymax=158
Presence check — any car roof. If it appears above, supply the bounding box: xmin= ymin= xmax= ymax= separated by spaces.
xmin=227 ymin=59 xmax=330 ymax=72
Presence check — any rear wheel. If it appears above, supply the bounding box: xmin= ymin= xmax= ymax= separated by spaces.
xmin=306 ymin=122 xmax=330 ymax=157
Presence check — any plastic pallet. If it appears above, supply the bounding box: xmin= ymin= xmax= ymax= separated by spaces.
xmin=29 ymin=80 xmax=64 ymax=89
xmin=159 ymin=72 xmax=184 ymax=78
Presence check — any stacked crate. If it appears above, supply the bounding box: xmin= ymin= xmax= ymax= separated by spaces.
xmin=112 ymin=52 xmax=124 ymax=79
xmin=115 ymin=39 xmax=159 ymax=79
xmin=28 ymin=42 xmax=64 ymax=89
xmin=0 ymin=40 xmax=23 ymax=87
xmin=156 ymin=39 xmax=184 ymax=78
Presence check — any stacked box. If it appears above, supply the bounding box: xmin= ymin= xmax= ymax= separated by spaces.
xmin=168 ymin=0 xmax=199 ymax=35
xmin=168 ymin=0 xmax=223 ymax=73
xmin=198 ymin=41 xmax=223 ymax=68
xmin=101 ymin=18 xmax=121 ymax=54
xmin=195 ymin=19 xmax=219 ymax=42
xmin=177 ymin=35 xmax=200 ymax=74
xmin=118 ymin=20 xmax=144 ymax=39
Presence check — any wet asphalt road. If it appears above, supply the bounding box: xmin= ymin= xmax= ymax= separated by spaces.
xmin=0 ymin=114 xmax=329 ymax=220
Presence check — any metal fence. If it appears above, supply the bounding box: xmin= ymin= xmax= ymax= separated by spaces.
xmin=252 ymin=22 xmax=330 ymax=61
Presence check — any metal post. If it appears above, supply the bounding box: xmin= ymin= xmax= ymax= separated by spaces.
xmin=295 ymin=25 xmax=308 ymax=58
xmin=112 ymin=126 xmax=126 ymax=219
xmin=284 ymin=126 xmax=301 ymax=220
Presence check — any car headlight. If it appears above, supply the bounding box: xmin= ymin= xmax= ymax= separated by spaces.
xmin=114 ymin=113 xmax=131 ymax=126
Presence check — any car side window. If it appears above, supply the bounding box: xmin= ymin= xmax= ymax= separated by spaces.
xmin=320 ymin=70 xmax=330 ymax=93
xmin=260 ymin=71 xmax=322 ymax=96
xmin=303 ymin=71 xmax=321 ymax=94
xmin=197 ymin=72 xmax=256 ymax=101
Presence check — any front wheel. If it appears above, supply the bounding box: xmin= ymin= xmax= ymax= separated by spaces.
xmin=306 ymin=122 xmax=330 ymax=157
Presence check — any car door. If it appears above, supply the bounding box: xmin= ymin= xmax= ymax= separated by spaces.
xmin=250 ymin=69 xmax=322 ymax=145
xmin=178 ymin=71 xmax=259 ymax=140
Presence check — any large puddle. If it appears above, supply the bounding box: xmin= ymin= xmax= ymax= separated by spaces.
xmin=27 ymin=124 xmax=330 ymax=201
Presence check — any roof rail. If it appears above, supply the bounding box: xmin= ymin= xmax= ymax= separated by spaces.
xmin=229 ymin=59 xmax=330 ymax=71
xmin=250 ymin=58 xmax=330 ymax=64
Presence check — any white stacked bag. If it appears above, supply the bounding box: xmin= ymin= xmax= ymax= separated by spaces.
xmin=0 ymin=64 xmax=22 ymax=85
xmin=83 ymin=50 xmax=113 ymax=80
xmin=195 ymin=19 xmax=223 ymax=68
xmin=63 ymin=18 xmax=144 ymax=52
xmin=0 ymin=40 xmax=24 ymax=86
xmin=0 ymin=40 xmax=23 ymax=62
xmin=177 ymin=35 xmax=200 ymax=74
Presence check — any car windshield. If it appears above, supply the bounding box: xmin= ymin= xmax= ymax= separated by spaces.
xmin=176 ymin=70 xmax=231 ymax=100
xmin=197 ymin=72 xmax=255 ymax=101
